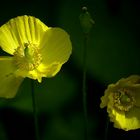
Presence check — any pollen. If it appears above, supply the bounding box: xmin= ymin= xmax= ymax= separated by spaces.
xmin=13 ymin=43 xmax=42 ymax=71
xmin=113 ymin=88 xmax=135 ymax=112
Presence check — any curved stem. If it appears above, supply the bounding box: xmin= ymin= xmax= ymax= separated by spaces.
xmin=31 ymin=80 xmax=40 ymax=140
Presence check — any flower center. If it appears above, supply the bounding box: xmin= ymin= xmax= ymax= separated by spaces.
xmin=13 ymin=43 xmax=42 ymax=71
xmin=113 ymin=88 xmax=135 ymax=112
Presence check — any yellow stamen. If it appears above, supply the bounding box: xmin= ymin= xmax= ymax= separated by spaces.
xmin=113 ymin=88 xmax=135 ymax=112
xmin=13 ymin=43 xmax=42 ymax=71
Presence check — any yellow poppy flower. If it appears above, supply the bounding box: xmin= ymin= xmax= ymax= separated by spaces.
xmin=100 ymin=75 xmax=140 ymax=131
xmin=0 ymin=15 xmax=72 ymax=98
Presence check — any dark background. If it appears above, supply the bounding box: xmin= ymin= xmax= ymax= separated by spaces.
xmin=0 ymin=0 xmax=140 ymax=140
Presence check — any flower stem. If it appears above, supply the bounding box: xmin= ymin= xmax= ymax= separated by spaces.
xmin=80 ymin=7 xmax=94 ymax=139
xmin=30 ymin=80 xmax=40 ymax=140
xmin=105 ymin=117 xmax=109 ymax=140
xmin=82 ymin=33 xmax=89 ymax=140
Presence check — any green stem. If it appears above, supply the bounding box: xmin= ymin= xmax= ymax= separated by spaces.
xmin=31 ymin=80 xmax=40 ymax=140
xmin=105 ymin=117 xmax=109 ymax=140
xmin=82 ymin=33 xmax=89 ymax=140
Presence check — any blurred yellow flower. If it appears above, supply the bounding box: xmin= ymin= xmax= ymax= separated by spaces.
xmin=100 ymin=75 xmax=140 ymax=131
xmin=0 ymin=15 xmax=72 ymax=98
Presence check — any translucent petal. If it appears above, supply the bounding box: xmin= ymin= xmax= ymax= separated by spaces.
xmin=100 ymin=84 xmax=116 ymax=108
xmin=101 ymin=75 xmax=140 ymax=131
xmin=39 ymin=28 xmax=72 ymax=67
xmin=100 ymin=75 xmax=140 ymax=108
xmin=37 ymin=63 xmax=62 ymax=79
xmin=106 ymin=85 xmax=140 ymax=131
xmin=0 ymin=57 xmax=23 ymax=98
xmin=107 ymin=75 xmax=140 ymax=107
xmin=14 ymin=68 xmax=42 ymax=82
xmin=27 ymin=70 xmax=43 ymax=83
xmin=100 ymin=89 xmax=110 ymax=108
xmin=123 ymin=75 xmax=140 ymax=85
xmin=18 ymin=63 xmax=62 ymax=83
xmin=115 ymin=75 xmax=140 ymax=86
xmin=0 ymin=15 xmax=48 ymax=55
xmin=109 ymin=107 xmax=140 ymax=131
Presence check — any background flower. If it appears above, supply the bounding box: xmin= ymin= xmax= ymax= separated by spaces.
xmin=100 ymin=75 xmax=140 ymax=131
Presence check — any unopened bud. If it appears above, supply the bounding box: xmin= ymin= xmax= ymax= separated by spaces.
xmin=79 ymin=7 xmax=95 ymax=34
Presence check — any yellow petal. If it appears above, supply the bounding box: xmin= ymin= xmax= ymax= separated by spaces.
xmin=111 ymin=75 xmax=140 ymax=107
xmin=123 ymin=85 xmax=140 ymax=107
xmin=37 ymin=63 xmax=62 ymax=79
xmin=109 ymin=107 xmax=140 ymax=131
xmin=101 ymin=75 xmax=140 ymax=131
xmin=116 ymin=75 xmax=140 ymax=86
xmin=39 ymin=28 xmax=72 ymax=69
xmin=14 ymin=62 xmax=62 ymax=83
xmin=0 ymin=15 xmax=49 ymax=55
xmin=0 ymin=57 xmax=23 ymax=98
xmin=100 ymin=84 xmax=114 ymax=108
xmin=100 ymin=91 xmax=109 ymax=108
xmin=124 ymin=75 xmax=140 ymax=85
xmin=19 ymin=63 xmax=62 ymax=83
xmin=133 ymin=88 xmax=140 ymax=107
xmin=100 ymin=75 xmax=140 ymax=108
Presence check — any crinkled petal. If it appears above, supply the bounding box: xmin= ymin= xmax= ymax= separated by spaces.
xmin=100 ymin=90 xmax=110 ymax=108
xmin=0 ymin=57 xmax=23 ymax=98
xmin=100 ymin=84 xmax=115 ymax=108
xmin=117 ymin=75 xmax=140 ymax=86
xmin=39 ymin=28 xmax=72 ymax=76
xmin=123 ymin=85 xmax=140 ymax=107
xmin=101 ymin=75 xmax=140 ymax=131
xmin=101 ymin=75 xmax=140 ymax=108
xmin=0 ymin=15 xmax=48 ymax=55
xmin=124 ymin=75 xmax=140 ymax=85
xmin=106 ymin=84 xmax=140 ymax=131
xmin=109 ymin=107 xmax=140 ymax=131
xmin=133 ymin=87 xmax=140 ymax=107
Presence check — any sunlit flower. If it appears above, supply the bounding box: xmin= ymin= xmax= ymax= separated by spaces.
xmin=0 ymin=15 xmax=72 ymax=98
xmin=100 ymin=75 xmax=140 ymax=131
